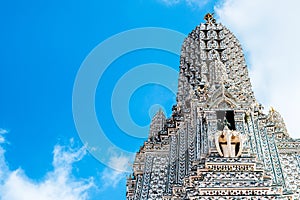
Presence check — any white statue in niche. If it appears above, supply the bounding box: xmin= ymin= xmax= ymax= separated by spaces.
xmin=215 ymin=125 xmax=246 ymax=158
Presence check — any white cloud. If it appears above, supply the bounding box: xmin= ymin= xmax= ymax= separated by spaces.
xmin=0 ymin=129 xmax=8 ymax=134
xmin=100 ymin=155 xmax=132 ymax=190
xmin=186 ymin=0 xmax=209 ymax=7
xmin=158 ymin=0 xmax=209 ymax=7
xmin=215 ymin=0 xmax=300 ymax=138
xmin=159 ymin=0 xmax=180 ymax=6
xmin=0 ymin=136 xmax=95 ymax=200
xmin=0 ymin=129 xmax=8 ymax=144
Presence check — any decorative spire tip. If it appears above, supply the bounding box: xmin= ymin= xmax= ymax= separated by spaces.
xmin=204 ymin=13 xmax=216 ymax=24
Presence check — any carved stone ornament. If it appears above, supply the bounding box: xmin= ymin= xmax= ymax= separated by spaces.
xmin=215 ymin=125 xmax=246 ymax=158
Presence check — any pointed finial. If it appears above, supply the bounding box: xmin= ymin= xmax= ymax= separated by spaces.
xmin=158 ymin=108 xmax=164 ymax=115
xmin=270 ymin=106 xmax=275 ymax=114
xmin=204 ymin=13 xmax=216 ymax=24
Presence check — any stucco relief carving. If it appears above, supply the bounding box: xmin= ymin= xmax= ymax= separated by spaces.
xmin=215 ymin=125 xmax=246 ymax=158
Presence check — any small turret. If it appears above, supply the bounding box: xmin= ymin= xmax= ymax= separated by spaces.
xmin=149 ymin=109 xmax=166 ymax=138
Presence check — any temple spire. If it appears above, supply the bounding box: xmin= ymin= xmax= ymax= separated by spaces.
xmin=149 ymin=109 xmax=166 ymax=138
xmin=126 ymin=14 xmax=300 ymax=200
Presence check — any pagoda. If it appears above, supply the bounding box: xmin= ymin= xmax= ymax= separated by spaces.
xmin=126 ymin=14 xmax=300 ymax=200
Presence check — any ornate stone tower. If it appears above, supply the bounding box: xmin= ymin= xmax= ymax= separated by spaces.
xmin=126 ymin=14 xmax=300 ymax=200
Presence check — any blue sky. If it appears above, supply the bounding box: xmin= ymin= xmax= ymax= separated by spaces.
xmin=1 ymin=0 xmax=300 ymax=199
xmin=0 ymin=0 xmax=219 ymax=199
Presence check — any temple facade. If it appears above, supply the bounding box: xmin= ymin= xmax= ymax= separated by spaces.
xmin=126 ymin=14 xmax=300 ymax=200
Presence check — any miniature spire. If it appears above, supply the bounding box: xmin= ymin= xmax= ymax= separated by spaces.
xmin=149 ymin=109 xmax=166 ymax=138
xmin=268 ymin=107 xmax=289 ymax=136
